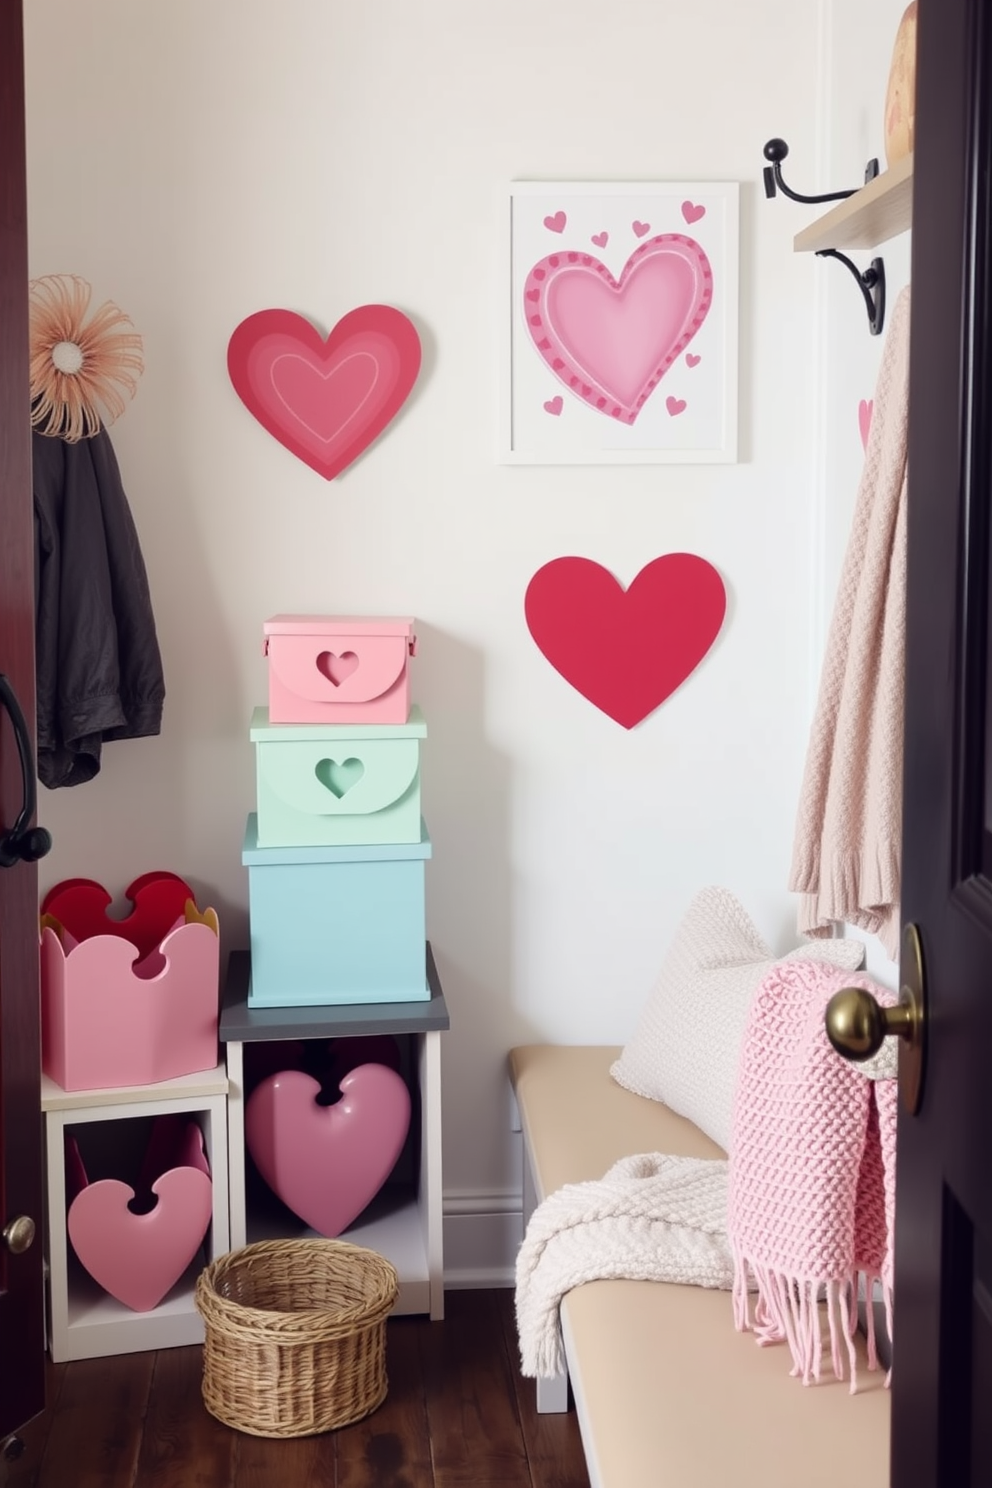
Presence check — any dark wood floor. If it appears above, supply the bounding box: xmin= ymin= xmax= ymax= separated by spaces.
xmin=6 ymin=1290 xmax=590 ymax=1488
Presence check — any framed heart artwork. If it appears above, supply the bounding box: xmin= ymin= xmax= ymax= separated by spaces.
xmin=501 ymin=181 xmax=739 ymax=464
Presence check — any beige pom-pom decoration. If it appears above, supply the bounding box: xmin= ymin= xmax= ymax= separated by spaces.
xmin=29 ymin=274 xmax=143 ymax=442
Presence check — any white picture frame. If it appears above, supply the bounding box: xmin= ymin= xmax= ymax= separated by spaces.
xmin=500 ymin=180 xmax=739 ymax=465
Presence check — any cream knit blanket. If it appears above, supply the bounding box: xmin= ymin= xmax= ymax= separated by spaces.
xmin=789 ymin=285 xmax=911 ymax=959
xmin=514 ymin=1152 xmax=733 ymax=1378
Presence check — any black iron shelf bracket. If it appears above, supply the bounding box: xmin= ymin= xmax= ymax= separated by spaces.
xmin=762 ymin=137 xmax=886 ymax=335
xmin=815 ymin=249 xmax=886 ymax=336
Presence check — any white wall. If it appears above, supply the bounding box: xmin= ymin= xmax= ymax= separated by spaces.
xmin=25 ymin=0 xmax=855 ymax=1280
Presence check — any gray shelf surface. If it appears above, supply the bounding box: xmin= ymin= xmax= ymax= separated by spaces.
xmin=220 ymin=943 xmax=450 ymax=1042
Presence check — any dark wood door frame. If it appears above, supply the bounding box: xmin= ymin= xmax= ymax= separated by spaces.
xmin=896 ymin=0 xmax=992 ymax=1481
xmin=0 ymin=0 xmax=46 ymax=1442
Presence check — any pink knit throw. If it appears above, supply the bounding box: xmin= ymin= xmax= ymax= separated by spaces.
xmin=788 ymin=285 xmax=911 ymax=960
xmin=728 ymin=958 xmax=897 ymax=1392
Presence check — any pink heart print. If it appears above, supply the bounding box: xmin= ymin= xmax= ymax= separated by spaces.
xmin=632 ymin=220 xmax=651 ymax=237
xmin=686 ymin=353 xmax=701 ymax=368
xmin=544 ymin=211 xmax=566 ymax=233
xmin=591 ymin=231 xmax=609 ymax=247
xmin=682 ymin=201 xmax=706 ymax=224
xmin=666 ymin=397 xmax=687 ymax=416
xmin=523 ymin=235 xmax=713 ymax=423
xmin=859 ymin=398 xmax=874 ymax=450
xmin=544 ymin=396 xmax=564 ymax=416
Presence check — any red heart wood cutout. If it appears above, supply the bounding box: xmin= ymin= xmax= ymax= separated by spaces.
xmin=525 ymin=554 xmax=726 ymax=728
xmin=41 ymin=872 xmax=197 ymax=961
xmin=228 ymin=305 xmax=421 ymax=480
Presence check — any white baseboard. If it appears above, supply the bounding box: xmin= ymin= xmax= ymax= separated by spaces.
xmin=443 ymin=1189 xmax=522 ymax=1289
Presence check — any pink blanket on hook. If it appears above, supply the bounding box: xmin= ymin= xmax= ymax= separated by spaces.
xmin=788 ymin=284 xmax=911 ymax=960
xmin=728 ymin=958 xmax=898 ymax=1392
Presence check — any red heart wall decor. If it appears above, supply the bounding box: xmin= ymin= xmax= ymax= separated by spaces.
xmin=228 ymin=305 xmax=421 ymax=480
xmin=524 ymin=554 xmax=726 ymax=728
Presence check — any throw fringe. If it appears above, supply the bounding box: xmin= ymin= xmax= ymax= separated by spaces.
xmin=733 ymin=1245 xmax=892 ymax=1394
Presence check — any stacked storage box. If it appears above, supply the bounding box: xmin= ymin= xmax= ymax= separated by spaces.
xmin=243 ymin=615 xmax=431 ymax=1007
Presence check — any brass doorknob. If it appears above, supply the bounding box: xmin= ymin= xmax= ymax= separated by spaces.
xmin=824 ymin=922 xmax=927 ymax=1115
xmin=2 ymin=1215 xmax=36 ymax=1254
xmin=824 ymin=986 xmax=918 ymax=1060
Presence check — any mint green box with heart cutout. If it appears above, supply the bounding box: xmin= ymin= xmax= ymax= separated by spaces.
xmin=250 ymin=705 xmax=426 ymax=848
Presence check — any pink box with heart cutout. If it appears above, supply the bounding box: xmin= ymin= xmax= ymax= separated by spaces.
xmin=40 ymin=874 xmax=221 ymax=1092
xmin=263 ymin=615 xmax=417 ymax=725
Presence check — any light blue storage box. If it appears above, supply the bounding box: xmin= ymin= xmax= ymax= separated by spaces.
xmin=242 ymin=813 xmax=431 ymax=1007
xmin=250 ymin=705 xmax=426 ymax=848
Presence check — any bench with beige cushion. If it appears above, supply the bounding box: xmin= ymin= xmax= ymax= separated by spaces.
xmin=509 ymin=1043 xmax=890 ymax=1488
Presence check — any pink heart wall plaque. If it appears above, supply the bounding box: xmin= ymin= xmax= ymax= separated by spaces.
xmin=245 ymin=1064 xmax=411 ymax=1237
xmin=228 ymin=305 xmax=422 ymax=480
xmin=525 ymin=554 xmax=727 ymax=728
xmin=66 ymin=1121 xmax=212 ymax=1312
xmin=523 ymin=235 xmax=712 ymax=423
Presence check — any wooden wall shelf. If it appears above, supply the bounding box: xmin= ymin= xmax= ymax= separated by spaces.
xmin=794 ymin=154 xmax=913 ymax=254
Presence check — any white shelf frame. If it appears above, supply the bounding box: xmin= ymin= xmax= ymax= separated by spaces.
xmin=225 ymin=1027 xmax=444 ymax=1320
xmin=43 ymin=1071 xmax=230 ymax=1362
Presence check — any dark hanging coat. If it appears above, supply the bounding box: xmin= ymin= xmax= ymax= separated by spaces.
xmin=32 ymin=427 xmax=165 ymax=788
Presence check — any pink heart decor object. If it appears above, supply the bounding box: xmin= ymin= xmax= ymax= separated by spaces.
xmin=525 ymin=554 xmax=727 ymax=728
xmin=681 ymin=201 xmax=706 ymax=224
xmin=245 ymin=1065 xmax=411 ymax=1237
xmin=666 ymin=396 xmax=687 ymax=416
xmin=544 ymin=396 xmax=564 ymax=416
xmin=859 ymin=398 xmax=874 ymax=450
xmin=544 ymin=211 xmax=567 ymax=233
xmin=632 ymin=220 xmax=651 ymax=237
xmin=66 ymin=1122 xmax=212 ymax=1313
xmin=685 ymin=352 xmax=701 ymax=368
xmin=591 ymin=231 xmax=608 ymax=247
xmin=227 ymin=306 xmax=422 ymax=481
xmin=522 ymin=236 xmax=712 ymax=423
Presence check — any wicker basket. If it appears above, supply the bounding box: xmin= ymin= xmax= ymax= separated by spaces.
xmin=194 ymin=1238 xmax=399 ymax=1437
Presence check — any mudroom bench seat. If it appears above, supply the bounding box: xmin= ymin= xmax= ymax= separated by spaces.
xmin=508 ymin=1044 xmax=890 ymax=1488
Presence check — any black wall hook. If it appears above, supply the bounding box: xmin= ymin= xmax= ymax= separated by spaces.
xmin=763 ymin=138 xmax=886 ymax=335
xmin=762 ymin=138 xmax=879 ymax=204
xmin=816 ymin=250 xmax=886 ymax=335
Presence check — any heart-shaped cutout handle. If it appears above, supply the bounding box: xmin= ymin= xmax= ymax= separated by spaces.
xmin=315 ymin=650 xmax=359 ymax=687
xmin=314 ymin=757 xmax=365 ymax=799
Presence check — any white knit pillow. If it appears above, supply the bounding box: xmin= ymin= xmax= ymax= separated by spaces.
xmin=610 ymin=886 xmax=866 ymax=1153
